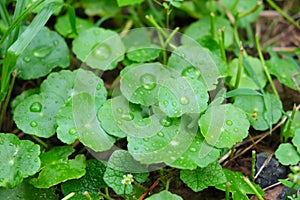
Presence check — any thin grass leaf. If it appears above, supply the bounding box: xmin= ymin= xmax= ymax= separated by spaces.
xmin=226 ymin=88 xmax=262 ymax=98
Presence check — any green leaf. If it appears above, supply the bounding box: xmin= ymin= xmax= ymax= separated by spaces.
xmin=61 ymin=159 xmax=107 ymax=200
xmin=73 ymin=27 xmax=125 ymax=70
xmin=117 ymin=0 xmax=144 ymax=7
xmin=292 ymin=129 xmax=300 ymax=152
xmin=0 ymin=179 xmax=58 ymax=200
xmin=103 ymin=150 xmax=149 ymax=195
xmin=15 ymin=26 xmax=70 ymax=79
xmin=158 ymin=77 xmax=208 ymax=117
xmin=81 ymin=0 xmax=120 ymax=16
xmin=127 ymin=44 xmax=161 ymax=63
xmin=199 ymin=104 xmax=250 ymax=148
xmin=120 ymin=62 xmax=172 ymax=106
xmin=14 ymin=92 xmax=64 ymax=138
xmin=26 ymin=0 xmax=64 ymax=14
xmin=169 ymin=133 xmax=220 ymax=169
xmin=228 ymin=57 xmax=267 ymax=90
xmin=275 ymin=143 xmax=300 ymax=166
xmin=54 ymin=15 xmax=93 ymax=38
xmin=11 ymin=88 xmax=40 ymax=112
xmin=128 ymin=114 xmax=197 ymax=164
xmin=234 ymin=92 xmax=282 ymax=131
xmin=145 ymin=190 xmax=183 ymax=200
xmin=0 ymin=133 xmax=40 ymax=188
xmin=216 ymin=169 xmax=264 ymax=200
xmin=30 ymin=146 xmax=86 ymax=188
xmin=266 ymin=52 xmax=300 ymax=91
xmin=182 ymin=15 xmax=233 ymax=47
xmin=180 ymin=162 xmax=226 ymax=192
xmin=167 ymin=44 xmax=225 ymax=91
xmin=225 ymin=89 xmax=262 ymax=98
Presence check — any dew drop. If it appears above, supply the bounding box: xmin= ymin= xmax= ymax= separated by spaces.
xmin=69 ymin=128 xmax=77 ymax=135
xmin=30 ymin=121 xmax=38 ymax=127
xmin=226 ymin=120 xmax=233 ymax=126
xmin=92 ymin=44 xmax=111 ymax=60
xmin=117 ymin=108 xmax=123 ymax=113
xmin=30 ymin=102 xmax=42 ymax=112
xmin=160 ymin=117 xmax=172 ymax=127
xmin=163 ymin=100 xmax=168 ymax=105
xmin=134 ymin=146 xmax=139 ymax=150
xmin=0 ymin=139 xmax=3 ymax=145
xmin=180 ymin=96 xmax=189 ymax=105
xmin=121 ymin=113 xmax=134 ymax=121
xmin=117 ymin=120 xmax=122 ymax=125
xmin=27 ymin=155 xmax=32 ymax=158
xmin=9 ymin=142 xmax=14 ymax=146
xmin=145 ymin=147 xmax=150 ymax=151
xmin=96 ymin=84 xmax=102 ymax=90
xmin=181 ymin=66 xmax=201 ymax=79
xmin=234 ymin=128 xmax=238 ymax=132
xmin=53 ymin=40 xmax=59 ymax=46
xmin=172 ymin=102 xmax=177 ymax=106
xmin=33 ymin=46 xmax=52 ymax=58
xmin=157 ymin=132 xmax=164 ymax=137
xmin=189 ymin=147 xmax=197 ymax=152
xmin=0 ymin=178 xmax=4 ymax=182
xmin=143 ymin=138 xmax=149 ymax=142
xmin=23 ymin=56 xmax=31 ymax=63
xmin=140 ymin=73 xmax=156 ymax=90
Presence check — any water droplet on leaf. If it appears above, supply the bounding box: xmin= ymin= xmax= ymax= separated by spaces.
xmin=92 ymin=43 xmax=111 ymax=60
xmin=30 ymin=121 xmax=38 ymax=127
xmin=157 ymin=132 xmax=164 ymax=137
xmin=163 ymin=100 xmax=168 ymax=105
xmin=160 ymin=117 xmax=172 ymax=127
xmin=226 ymin=120 xmax=233 ymax=126
xmin=189 ymin=147 xmax=197 ymax=152
xmin=96 ymin=84 xmax=101 ymax=90
xmin=33 ymin=46 xmax=52 ymax=58
xmin=121 ymin=113 xmax=134 ymax=121
xmin=23 ymin=56 xmax=31 ymax=62
xmin=181 ymin=66 xmax=201 ymax=79
xmin=30 ymin=102 xmax=42 ymax=112
xmin=69 ymin=128 xmax=77 ymax=135
xmin=140 ymin=73 xmax=156 ymax=90
xmin=143 ymin=138 xmax=149 ymax=142
xmin=180 ymin=96 xmax=189 ymax=105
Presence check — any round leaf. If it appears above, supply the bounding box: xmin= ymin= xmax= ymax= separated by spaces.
xmin=275 ymin=143 xmax=300 ymax=166
xmin=73 ymin=27 xmax=125 ymax=70
xmin=0 ymin=133 xmax=40 ymax=188
xmin=199 ymin=104 xmax=250 ymax=148
xmin=16 ymin=26 xmax=70 ymax=79
xmin=14 ymin=93 xmax=64 ymax=138
xmin=145 ymin=190 xmax=183 ymax=200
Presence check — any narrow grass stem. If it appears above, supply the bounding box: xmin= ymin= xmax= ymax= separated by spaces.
xmin=31 ymin=135 xmax=48 ymax=149
xmin=210 ymin=12 xmax=216 ymax=40
xmin=61 ymin=192 xmax=75 ymax=200
xmin=266 ymin=0 xmax=300 ymax=29
xmin=251 ymin=150 xmax=256 ymax=181
xmin=225 ymin=182 xmax=231 ymax=200
xmin=238 ymin=1 xmax=262 ymax=19
xmin=217 ymin=27 xmax=227 ymax=63
xmin=99 ymin=190 xmax=114 ymax=200
xmin=255 ymin=34 xmax=280 ymax=99
xmin=243 ymin=176 xmax=264 ymax=200
xmin=235 ymin=42 xmax=244 ymax=88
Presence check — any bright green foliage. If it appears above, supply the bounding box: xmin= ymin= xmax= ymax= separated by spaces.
xmin=167 ymin=44 xmax=226 ymax=90
xmin=81 ymin=0 xmax=120 ymax=16
xmin=72 ymin=27 xmax=125 ymax=70
xmin=234 ymin=92 xmax=282 ymax=131
xmin=182 ymin=15 xmax=233 ymax=47
xmin=292 ymin=129 xmax=300 ymax=152
xmin=275 ymin=143 xmax=300 ymax=166
xmin=120 ymin=62 xmax=171 ymax=106
xmin=216 ymin=169 xmax=264 ymax=200
xmin=220 ymin=0 xmax=263 ymax=27
xmin=199 ymin=104 xmax=250 ymax=148
xmin=30 ymin=146 xmax=86 ymax=188
xmin=266 ymin=53 xmax=300 ymax=91
xmin=127 ymin=45 xmax=161 ymax=63
xmin=127 ymin=115 xmax=197 ymax=165
xmin=158 ymin=77 xmax=208 ymax=117
xmin=14 ymin=93 xmax=64 ymax=138
xmin=103 ymin=150 xmax=149 ymax=195
xmin=145 ymin=190 xmax=183 ymax=200
xmin=117 ymin=0 xmax=144 ymax=7
xmin=61 ymin=159 xmax=107 ymax=200
xmin=54 ymin=15 xmax=93 ymax=38
xmin=15 ymin=26 xmax=69 ymax=79
xmin=180 ymin=162 xmax=226 ymax=192
xmin=169 ymin=133 xmax=220 ymax=169
xmin=0 ymin=133 xmax=40 ymax=188
xmin=10 ymin=88 xmax=39 ymax=112
xmin=282 ymin=111 xmax=300 ymax=139
xmin=228 ymin=57 xmax=267 ymax=90
xmin=0 ymin=179 xmax=58 ymax=200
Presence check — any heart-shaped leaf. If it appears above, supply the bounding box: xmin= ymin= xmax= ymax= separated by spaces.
xmin=0 ymin=133 xmax=40 ymax=188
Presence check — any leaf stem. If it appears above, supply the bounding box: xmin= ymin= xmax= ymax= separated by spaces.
xmin=243 ymin=176 xmax=264 ymax=200
xmin=235 ymin=42 xmax=244 ymax=89
xmin=210 ymin=12 xmax=216 ymax=40
xmin=266 ymin=0 xmax=300 ymax=29
xmin=217 ymin=27 xmax=227 ymax=63
xmin=83 ymin=191 xmax=93 ymax=200
xmin=238 ymin=1 xmax=262 ymax=19
xmin=61 ymin=192 xmax=75 ymax=200
xmin=225 ymin=182 xmax=231 ymax=200
xmin=0 ymin=70 xmax=17 ymax=131
xmin=99 ymin=190 xmax=114 ymax=200
xmin=31 ymin=135 xmax=48 ymax=149
xmin=255 ymin=34 xmax=280 ymax=99
xmin=251 ymin=150 xmax=256 ymax=181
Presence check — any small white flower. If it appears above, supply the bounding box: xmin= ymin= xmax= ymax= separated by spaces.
xmin=121 ymin=174 xmax=134 ymax=185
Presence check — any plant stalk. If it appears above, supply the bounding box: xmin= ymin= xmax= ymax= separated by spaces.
xmin=243 ymin=176 xmax=264 ymax=200
xmin=238 ymin=1 xmax=262 ymax=19
xmin=251 ymin=150 xmax=256 ymax=181
xmin=235 ymin=42 xmax=244 ymax=88
xmin=210 ymin=12 xmax=216 ymax=40
xmin=218 ymin=27 xmax=227 ymax=63
xmin=255 ymin=34 xmax=280 ymax=99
